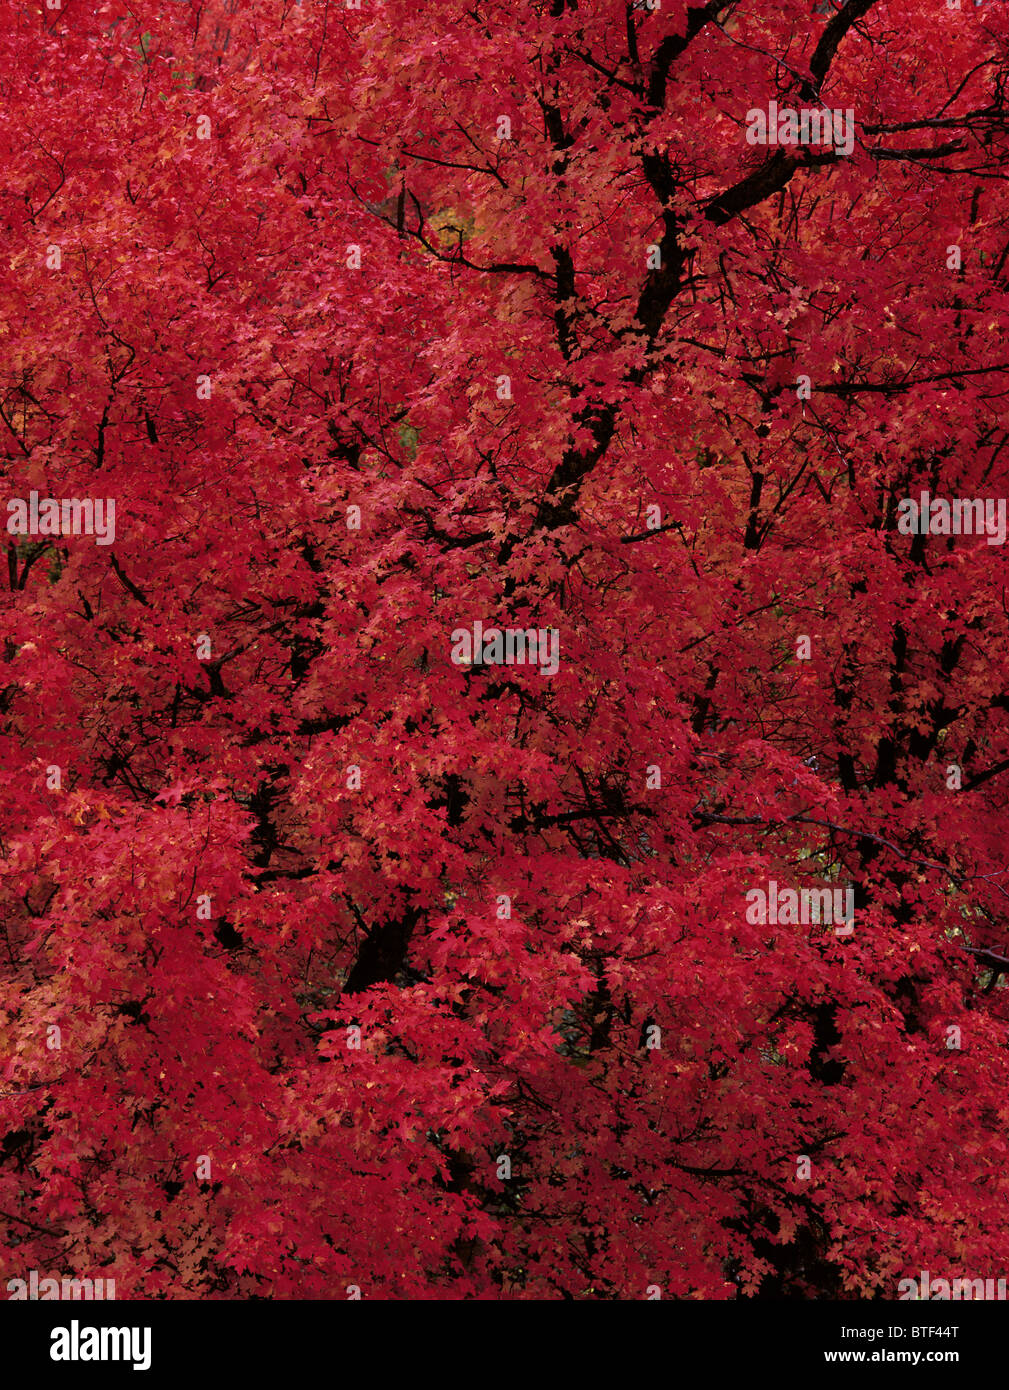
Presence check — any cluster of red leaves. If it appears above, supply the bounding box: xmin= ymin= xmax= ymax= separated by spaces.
xmin=2 ymin=0 xmax=1009 ymax=1298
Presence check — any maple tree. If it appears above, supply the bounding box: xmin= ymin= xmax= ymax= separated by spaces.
xmin=2 ymin=0 xmax=1009 ymax=1300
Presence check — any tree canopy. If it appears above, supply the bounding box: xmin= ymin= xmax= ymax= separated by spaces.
xmin=2 ymin=0 xmax=1009 ymax=1298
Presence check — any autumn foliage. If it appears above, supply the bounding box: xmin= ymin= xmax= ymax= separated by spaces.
xmin=3 ymin=0 xmax=1009 ymax=1299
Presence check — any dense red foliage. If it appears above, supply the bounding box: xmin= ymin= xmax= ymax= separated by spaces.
xmin=2 ymin=0 xmax=1009 ymax=1299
